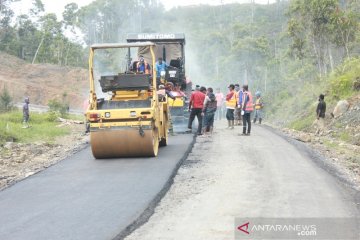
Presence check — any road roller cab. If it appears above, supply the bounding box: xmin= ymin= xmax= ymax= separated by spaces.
xmin=86 ymin=42 xmax=169 ymax=158
xmin=126 ymin=33 xmax=191 ymax=132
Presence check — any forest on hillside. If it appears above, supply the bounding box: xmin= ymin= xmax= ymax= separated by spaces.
xmin=1 ymin=0 xmax=359 ymax=125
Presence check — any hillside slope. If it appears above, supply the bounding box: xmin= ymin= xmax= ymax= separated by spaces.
xmin=0 ymin=52 xmax=89 ymax=110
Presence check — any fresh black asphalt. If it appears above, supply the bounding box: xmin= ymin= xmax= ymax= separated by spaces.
xmin=0 ymin=134 xmax=194 ymax=240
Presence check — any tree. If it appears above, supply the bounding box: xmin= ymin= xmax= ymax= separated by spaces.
xmin=287 ymin=0 xmax=338 ymax=76
xmin=62 ymin=2 xmax=78 ymax=31
xmin=32 ymin=13 xmax=62 ymax=64
xmin=0 ymin=0 xmax=15 ymax=51
xmin=331 ymin=6 xmax=358 ymax=59
xmin=0 ymin=87 xmax=13 ymax=112
xmin=16 ymin=14 xmax=38 ymax=60
xmin=29 ymin=0 xmax=44 ymax=20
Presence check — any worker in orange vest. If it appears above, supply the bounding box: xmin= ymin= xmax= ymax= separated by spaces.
xmin=241 ymin=85 xmax=253 ymax=135
xmin=136 ymin=55 xmax=151 ymax=74
xmin=234 ymin=84 xmax=242 ymax=125
xmin=253 ymin=91 xmax=264 ymax=124
xmin=225 ymin=84 xmax=237 ymax=129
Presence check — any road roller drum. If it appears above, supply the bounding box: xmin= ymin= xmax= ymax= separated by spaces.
xmin=90 ymin=128 xmax=159 ymax=158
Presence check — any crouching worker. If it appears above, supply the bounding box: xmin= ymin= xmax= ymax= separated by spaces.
xmin=157 ymin=84 xmax=175 ymax=101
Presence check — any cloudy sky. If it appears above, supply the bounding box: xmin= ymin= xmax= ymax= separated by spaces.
xmin=14 ymin=0 xmax=275 ymax=19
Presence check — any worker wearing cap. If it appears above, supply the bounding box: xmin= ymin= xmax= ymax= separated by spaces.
xmin=136 ymin=55 xmax=151 ymax=74
xmin=253 ymin=91 xmax=264 ymax=124
xmin=157 ymin=84 xmax=175 ymax=101
xmin=22 ymin=97 xmax=30 ymax=128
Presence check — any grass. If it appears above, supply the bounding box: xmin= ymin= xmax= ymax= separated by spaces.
xmin=288 ymin=113 xmax=314 ymax=131
xmin=0 ymin=110 xmax=71 ymax=144
xmin=339 ymin=131 xmax=351 ymax=143
xmin=323 ymin=139 xmax=338 ymax=148
xmin=329 ymin=57 xmax=360 ymax=101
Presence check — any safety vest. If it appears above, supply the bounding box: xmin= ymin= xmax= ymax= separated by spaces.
xmin=243 ymin=91 xmax=253 ymax=112
xmin=226 ymin=91 xmax=237 ymax=109
xmin=136 ymin=61 xmax=150 ymax=74
xmin=255 ymin=98 xmax=263 ymax=110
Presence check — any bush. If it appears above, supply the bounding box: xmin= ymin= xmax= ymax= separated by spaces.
xmin=47 ymin=99 xmax=69 ymax=118
xmin=288 ymin=114 xmax=314 ymax=131
xmin=329 ymin=57 xmax=360 ymax=99
xmin=0 ymin=87 xmax=13 ymax=113
xmin=45 ymin=111 xmax=60 ymax=122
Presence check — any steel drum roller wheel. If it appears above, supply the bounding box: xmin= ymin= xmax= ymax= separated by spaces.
xmin=90 ymin=128 xmax=159 ymax=158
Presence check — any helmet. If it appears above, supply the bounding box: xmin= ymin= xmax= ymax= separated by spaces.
xmin=255 ymin=91 xmax=261 ymax=97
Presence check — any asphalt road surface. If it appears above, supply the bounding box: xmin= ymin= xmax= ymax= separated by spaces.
xmin=0 ymin=134 xmax=194 ymax=240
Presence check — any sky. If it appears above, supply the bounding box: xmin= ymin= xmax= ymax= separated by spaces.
xmin=14 ymin=0 xmax=275 ymax=19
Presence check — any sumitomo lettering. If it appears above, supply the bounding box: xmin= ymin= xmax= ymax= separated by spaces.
xmin=137 ymin=34 xmax=176 ymax=39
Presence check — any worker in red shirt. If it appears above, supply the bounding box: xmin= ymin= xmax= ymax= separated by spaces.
xmin=187 ymin=85 xmax=206 ymax=135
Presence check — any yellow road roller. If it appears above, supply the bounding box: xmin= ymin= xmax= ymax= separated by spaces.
xmin=86 ymin=42 xmax=169 ymax=158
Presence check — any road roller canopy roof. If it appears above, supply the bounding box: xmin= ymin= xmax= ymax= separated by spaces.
xmin=90 ymin=42 xmax=155 ymax=50
xmin=126 ymin=33 xmax=185 ymax=44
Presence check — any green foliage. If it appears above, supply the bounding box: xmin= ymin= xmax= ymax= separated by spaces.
xmin=323 ymin=139 xmax=337 ymax=148
xmin=0 ymin=110 xmax=69 ymax=144
xmin=1 ymin=1 xmax=86 ymax=67
xmin=47 ymin=99 xmax=69 ymax=118
xmin=287 ymin=0 xmax=358 ymax=75
xmin=0 ymin=87 xmax=13 ymax=113
xmin=289 ymin=114 xmax=314 ymax=131
xmin=339 ymin=131 xmax=351 ymax=142
xmin=329 ymin=57 xmax=360 ymax=99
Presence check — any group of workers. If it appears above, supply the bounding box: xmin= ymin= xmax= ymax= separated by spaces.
xmin=186 ymin=85 xmax=218 ymax=136
xmin=223 ymin=84 xmax=264 ymax=135
xmin=187 ymin=83 xmax=264 ymax=136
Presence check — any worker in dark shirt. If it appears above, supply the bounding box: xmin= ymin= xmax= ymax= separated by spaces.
xmin=22 ymin=97 xmax=30 ymax=128
xmin=316 ymin=94 xmax=326 ymax=135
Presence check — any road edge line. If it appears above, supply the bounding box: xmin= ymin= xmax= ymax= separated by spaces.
xmin=112 ymin=134 xmax=197 ymax=240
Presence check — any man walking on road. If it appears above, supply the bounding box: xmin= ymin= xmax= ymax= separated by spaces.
xmin=187 ymin=85 xmax=206 ymax=135
xmin=316 ymin=94 xmax=326 ymax=135
xmin=241 ymin=85 xmax=253 ymax=135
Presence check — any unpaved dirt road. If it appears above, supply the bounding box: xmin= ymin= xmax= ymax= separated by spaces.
xmin=0 ymin=134 xmax=194 ymax=240
xmin=125 ymin=121 xmax=360 ymax=240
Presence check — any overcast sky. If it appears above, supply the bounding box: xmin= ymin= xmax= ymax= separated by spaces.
xmin=14 ymin=0 xmax=275 ymax=19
